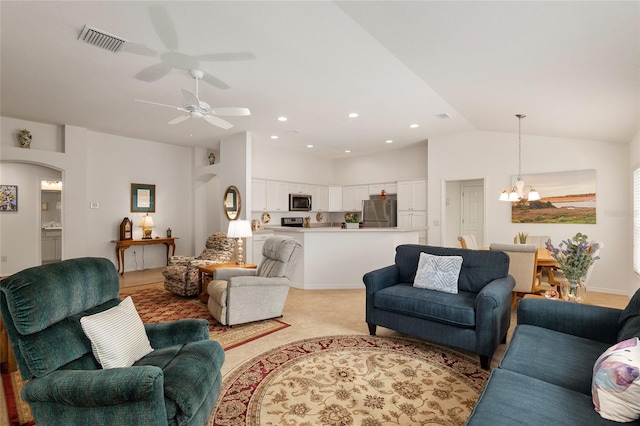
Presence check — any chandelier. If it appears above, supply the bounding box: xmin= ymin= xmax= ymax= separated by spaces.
xmin=499 ymin=114 xmax=540 ymax=202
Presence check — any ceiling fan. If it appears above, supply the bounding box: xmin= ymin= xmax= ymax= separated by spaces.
xmin=135 ymin=69 xmax=250 ymax=129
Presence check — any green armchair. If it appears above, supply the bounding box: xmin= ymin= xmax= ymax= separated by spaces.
xmin=0 ymin=257 xmax=225 ymax=425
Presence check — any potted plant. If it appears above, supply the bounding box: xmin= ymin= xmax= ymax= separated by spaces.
xmin=344 ymin=213 xmax=360 ymax=229
xmin=545 ymin=233 xmax=599 ymax=302
xmin=517 ymin=232 xmax=528 ymax=244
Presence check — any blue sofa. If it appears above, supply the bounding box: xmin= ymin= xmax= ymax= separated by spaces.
xmin=363 ymin=244 xmax=515 ymax=369
xmin=0 ymin=257 xmax=225 ymax=426
xmin=466 ymin=292 xmax=640 ymax=425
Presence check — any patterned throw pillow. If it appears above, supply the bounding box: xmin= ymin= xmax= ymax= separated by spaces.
xmin=413 ymin=252 xmax=463 ymax=294
xmin=80 ymin=296 xmax=154 ymax=369
xmin=592 ymin=337 xmax=640 ymax=422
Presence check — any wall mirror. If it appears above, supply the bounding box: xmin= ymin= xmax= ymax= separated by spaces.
xmin=224 ymin=186 xmax=241 ymax=220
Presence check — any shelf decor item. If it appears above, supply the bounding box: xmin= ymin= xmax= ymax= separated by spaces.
xmin=18 ymin=129 xmax=32 ymax=148
xmin=119 ymin=217 xmax=133 ymax=240
xmin=545 ymin=233 xmax=598 ymax=303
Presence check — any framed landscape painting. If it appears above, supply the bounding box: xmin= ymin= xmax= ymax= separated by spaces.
xmin=511 ymin=170 xmax=596 ymax=224
xmin=0 ymin=185 xmax=18 ymax=212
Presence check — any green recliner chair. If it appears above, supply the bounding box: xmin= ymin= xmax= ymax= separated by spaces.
xmin=0 ymin=257 xmax=225 ymax=425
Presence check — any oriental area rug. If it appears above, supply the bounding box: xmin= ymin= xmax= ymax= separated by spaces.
xmin=211 ymin=335 xmax=489 ymax=426
xmin=2 ymin=282 xmax=289 ymax=426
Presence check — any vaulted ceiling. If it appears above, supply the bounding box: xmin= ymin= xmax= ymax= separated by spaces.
xmin=1 ymin=1 xmax=638 ymax=159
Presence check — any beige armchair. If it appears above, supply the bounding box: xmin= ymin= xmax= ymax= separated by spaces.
xmin=206 ymin=235 xmax=302 ymax=325
xmin=163 ymin=232 xmax=235 ymax=296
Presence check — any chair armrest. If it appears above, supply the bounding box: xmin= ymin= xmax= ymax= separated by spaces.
xmin=517 ymin=298 xmax=621 ymax=343
xmin=145 ymin=319 xmax=209 ymax=348
xmin=362 ymin=265 xmax=399 ymax=295
xmin=167 ymin=255 xmax=193 ymax=267
xmin=213 ymin=268 xmax=258 ymax=280
xmin=22 ymin=366 xmax=164 ymax=405
xmin=228 ymin=276 xmax=290 ymax=288
xmin=475 ymin=276 xmax=515 ymax=309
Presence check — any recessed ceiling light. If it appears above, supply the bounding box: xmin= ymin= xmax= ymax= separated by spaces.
xmin=345 ymin=150 xmax=351 ymax=153
xmin=436 ymin=113 xmax=451 ymax=119
xmin=409 ymin=124 xmax=419 ymax=128
xmin=270 ymin=135 xmax=279 ymax=140
xmin=278 ymin=116 xmax=288 ymax=122
xmin=287 ymin=130 xmax=299 ymax=135
xmin=348 ymin=113 xmax=359 ymax=118
xmin=306 ymin=144 xmax=313 ymax=148
xmin=385 ymin=140 xmax=393 ymax=144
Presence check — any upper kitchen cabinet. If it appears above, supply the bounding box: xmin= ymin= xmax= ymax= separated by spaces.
xmin=328 ymin=186 xmax=343 ymax=212
xmin=342 ymin=185 xmax=368 ymax=211
xmin=289 ymin=183 xmax=310 ymax=195
xmin=397 ymin=180 xmax=427 ymax=211
xmin=252 ymin=179 xmax=267 ymax=212
xmin=266 ymin=181 xmax=289 ymax=212
xmin=309 ymin=185 xmax=328 ymax=211
xmin=369 ymin=182 xmax=398 ymax=197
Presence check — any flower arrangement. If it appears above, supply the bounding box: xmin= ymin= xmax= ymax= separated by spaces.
xmin=545 ymin=233 xmax=599 ymax=301
xmin=344 ymin=213 xmax=360 ymax=223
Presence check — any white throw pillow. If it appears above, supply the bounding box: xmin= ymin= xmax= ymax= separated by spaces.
xmin=80 ymin=296 xmax=153 ymax=369
xmin=592 ymin=337 xmax=640 ymax=422
xmin=413 ymin=252 xmax=463 ymax=294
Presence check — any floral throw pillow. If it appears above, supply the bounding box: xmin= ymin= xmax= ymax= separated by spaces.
xmin=413 ymin=252 xmax=463 ymax=294
xmin=592 ymin=337 xmax=640 ymax=422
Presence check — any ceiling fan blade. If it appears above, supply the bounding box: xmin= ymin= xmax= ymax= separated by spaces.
xmin=195 ymin=52 xmax=256 ymax=62
xmin=148 ymin=5 xmax=178 ymax=51
xmin=135 ymin=63 xmax=172 ymax=82
xmin=181 ymin=89 xmax=200 ymax=107
xmin=168 ymin=115 xmax=190 ymax=125
xmin=203 ymin=114 xmax=233 ymax=129
xmin=120 ymin=42 xmax=158 ymax=57
xmin=201 ymin=71 xmax=230 ymax=90
xmin=135 ymin=99 xmax=184 ymax=111
xmin=211 ymin=107 xmax=251 ymax=117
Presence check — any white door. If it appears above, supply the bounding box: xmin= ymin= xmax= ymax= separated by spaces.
xmin=461 ymin=184 xmax=484 ymax=247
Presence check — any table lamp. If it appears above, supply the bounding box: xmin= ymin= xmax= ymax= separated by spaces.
xmin=227 ymin=219 xmax=252 ymax=265
xmin=139 ymin=214 xmax=155 ymax=239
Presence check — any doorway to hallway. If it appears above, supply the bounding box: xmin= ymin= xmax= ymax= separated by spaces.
xmin=443 ymin=179 xmax=485 ymax=248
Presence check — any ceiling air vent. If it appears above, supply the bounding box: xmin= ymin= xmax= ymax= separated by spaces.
xmin=78 ymin=25 xmax=127 ymax=53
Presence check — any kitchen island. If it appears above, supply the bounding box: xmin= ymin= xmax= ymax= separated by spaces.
xmin=267 ymin=226 xmax=424 ymax=290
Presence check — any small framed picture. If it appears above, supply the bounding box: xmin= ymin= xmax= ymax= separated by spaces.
xmin=0 ymin=185 xmax=18 ymax=212
xmin=131 ymin=183 xmax=156 ymax=213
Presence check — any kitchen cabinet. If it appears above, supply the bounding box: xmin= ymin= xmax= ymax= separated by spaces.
xmin=252 ymin=231 xmax=274 ymax=265
xmin=252 ymin=179 xmax=267 ymax=211
xmin=398 ymin=210 xmax=427 ymax=244
xmin=289 ymin=183 xmax=310 ymax=195
xmin=266 ymin=181 xmax=289 ymax=212
xmin=369 ymin=182 xmax=398 ymax=196
xmin=309 ymin=185 xmax=328 ymax=211
xmin=342 ymin=185 xmax=368 ymax=211
xmin=397 ymin=179 xmax=427 ymax=211
xmin=328 ymin=186 xmax=342 ymax=212
xmin=41 ymin=229 xmax=62 ymax=263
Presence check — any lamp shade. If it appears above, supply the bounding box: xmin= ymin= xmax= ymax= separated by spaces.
xmin=139 ymin=215 xmax=154 ymax=228
xmin=227 ymin=220 xmax=252 ymax=238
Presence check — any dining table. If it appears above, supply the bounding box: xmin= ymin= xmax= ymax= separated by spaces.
xmin=535 ymin=248 xmax=560 ymax=285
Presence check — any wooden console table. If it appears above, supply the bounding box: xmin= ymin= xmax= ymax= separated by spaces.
xmin=198 ymin=262 xmax=257 ymax=303
xmin=111 ymin=237 xmax=178 ymax=275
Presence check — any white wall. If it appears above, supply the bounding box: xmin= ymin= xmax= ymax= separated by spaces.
xmin=429 ymin=130 xmax=631 ymax=295
xmin=252 ymin=140 xmax=333 ymax=184
xmin=629 ymin=129 xmax=640 ymax=294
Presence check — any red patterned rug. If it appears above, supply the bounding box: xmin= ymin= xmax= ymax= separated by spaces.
xmin=2 ymin=282 xmax=289 ymax=426
xmin=211 ymin=335 xmax=489 ymax=426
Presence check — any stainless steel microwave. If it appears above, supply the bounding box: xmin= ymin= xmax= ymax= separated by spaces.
xmin=289 ymin=194 xmax=312 ymax=211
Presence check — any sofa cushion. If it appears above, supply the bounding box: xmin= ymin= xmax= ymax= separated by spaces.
xmin=395 ymin=245 xmax=509 ymax=293
xmin=80 ymin=296 xmax=154 ymax=369
xmin=413 ymin=252 xmax=462 ymax=294
xmin=592 ymin=337 xmax=640 ymax=422
xmin=467 ymin=369 xmax=622 ymax=426
xmin=374 ymin=284 xmax=476 ymax=327
xmin=618 ymin=289 xmax=640 ymax=341
xmin=500 ymin=324 xmax=610 ymax=395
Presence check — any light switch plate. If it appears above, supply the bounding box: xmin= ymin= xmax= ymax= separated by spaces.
xmin=90 ymin=202 xmax=99 ymax=209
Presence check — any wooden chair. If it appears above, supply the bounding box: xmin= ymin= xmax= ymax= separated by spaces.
xmin=458 ymin=235 xmax=478 ymax=249
xmin=490 ymin=243 xmax=541 ymax=308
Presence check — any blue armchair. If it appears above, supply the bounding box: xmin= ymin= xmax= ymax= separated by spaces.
xmin=0 ymin=257 xmax=225 ymax=426
xmin=363 ymin=244 xmax=515 ymax=369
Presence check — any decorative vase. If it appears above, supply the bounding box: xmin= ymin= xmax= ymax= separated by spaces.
xmin=560 ymin=279 xmax=586 ymax=303
xmin=18 ymin=129 xmax=32 ymax=148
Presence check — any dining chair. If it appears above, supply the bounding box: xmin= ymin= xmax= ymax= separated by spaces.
xmin=458 ymin=235 xmax=478 ymax=250
xmin=490 ymin=243 xmax=541 ymax=308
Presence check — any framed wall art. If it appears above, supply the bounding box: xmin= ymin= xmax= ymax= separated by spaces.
xmin=0 ymin=185 xmax=18 ymax=212
xmin=131 ymin=183 xmax=156 ymax=213
xmin=511 ymin=169 xmax=596 ymax=224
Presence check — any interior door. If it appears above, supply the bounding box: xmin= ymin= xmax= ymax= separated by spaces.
xmin=461 ymin=184 xmax=484 ymax=247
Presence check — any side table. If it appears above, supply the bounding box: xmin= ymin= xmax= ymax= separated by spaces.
xmin=198 ymin=262 xmax=257 ymax=303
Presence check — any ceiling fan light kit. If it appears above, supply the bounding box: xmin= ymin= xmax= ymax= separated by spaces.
xmin=136 ymin=69 xmax=250 ymax=129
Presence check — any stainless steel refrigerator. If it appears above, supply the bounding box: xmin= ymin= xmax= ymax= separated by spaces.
xmin=362 ymin=199 xmax=397 ymax=227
